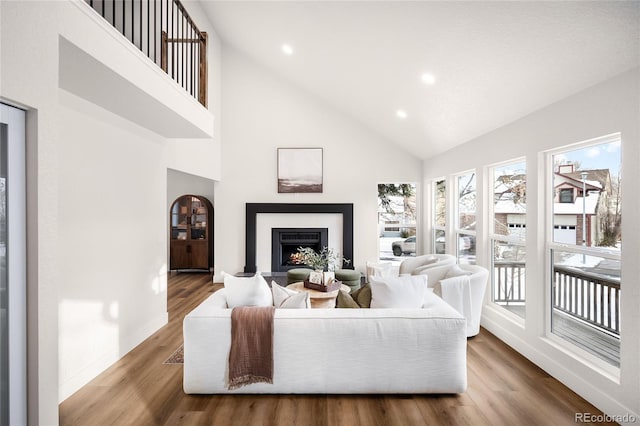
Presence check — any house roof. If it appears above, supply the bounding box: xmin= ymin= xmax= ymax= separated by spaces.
xmin=495 ymin=192 xmax=600 ymax=215
xmin=552 ymin=192 xmax=600 ymax=215
xmin=561 ymin=169 xmax=610 ymax=190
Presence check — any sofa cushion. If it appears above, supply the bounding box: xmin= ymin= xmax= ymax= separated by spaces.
xmin=336 ymin=290 xmax=360 ymax=308
xmin=352 ymin=283 xmax=372 ymax=308
xmin=335 ymin=284 xmax=372 ymax=308
xmin=272 ymin=282 xmax=310 ymax=309
xmin=223 ymin=273 xmax=273 ymax=308
xmin=369 ymin=275 xmax=429 ymax=308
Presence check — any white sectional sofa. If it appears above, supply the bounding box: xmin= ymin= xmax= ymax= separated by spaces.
xmin=183 ymin=288 xmax=467 ymax=394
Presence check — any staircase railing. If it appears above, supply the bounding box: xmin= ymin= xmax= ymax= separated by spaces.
xmin=85 ymin=0 xmax=208 ymax=107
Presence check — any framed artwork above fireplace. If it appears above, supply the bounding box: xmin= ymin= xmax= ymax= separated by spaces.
xmin=277 ymin=148 xmax=323 ymax=193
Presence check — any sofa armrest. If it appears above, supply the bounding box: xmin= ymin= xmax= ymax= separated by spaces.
xmin=206 ymin=289 xmax=228 ymax=308
xmin=187 ymin=288 xmax=229 ymax=317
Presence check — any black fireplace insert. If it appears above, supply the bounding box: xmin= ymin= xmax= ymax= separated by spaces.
xmin=271 ymin=228 xmax=328 ymax=272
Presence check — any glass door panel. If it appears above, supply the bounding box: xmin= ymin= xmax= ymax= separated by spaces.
xmin=0 ymin=103 xmax=27 ymax=425
xmin=1 ymin=120 xmax=8 ymax=426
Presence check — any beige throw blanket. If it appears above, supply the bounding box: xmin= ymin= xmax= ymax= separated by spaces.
xmin=228 ymin=306 xmax=276 ymax=390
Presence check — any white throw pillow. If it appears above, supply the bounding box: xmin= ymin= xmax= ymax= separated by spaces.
xmin=223 ymin=272 xmax=273 ymax=308
xmin=366 ymin=261 xmax=393 ymax=283
xmin=421 ymin=286 xmax=440 ymax=308
xmin=271 ymin=282 xmax=310 ymax=309
xmin=369 ymin=275 xmax=429 ymax=308
xmin=444 ymin=264 xmax=473 ymax=279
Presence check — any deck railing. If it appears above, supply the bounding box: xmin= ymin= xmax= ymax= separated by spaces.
xmin=85 ymin=0 xmax=207 ymax=107
xmin=552 ymin=265 xmax=620 ymax=336
xmin=494 ymin=261 xmax=620 ymax=336
xmin=493 ymin=261 xmax=526 ymax=305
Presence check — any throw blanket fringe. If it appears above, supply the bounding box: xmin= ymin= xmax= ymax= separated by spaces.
xmin=228 ymin=306 xmax=276 ymax=390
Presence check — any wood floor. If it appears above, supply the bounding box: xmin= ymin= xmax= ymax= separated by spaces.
xmin=59 ymin=273 xmax=616 ymax=426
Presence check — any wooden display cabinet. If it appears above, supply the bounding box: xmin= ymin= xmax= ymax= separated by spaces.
xmin=170 ymin=195 xmax=213 ymax=270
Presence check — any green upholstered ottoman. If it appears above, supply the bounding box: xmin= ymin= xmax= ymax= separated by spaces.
xmin=286 ymin=268 xmax=312 ymax=285
xmin=335 ymin=269 xmax=362 ymax=293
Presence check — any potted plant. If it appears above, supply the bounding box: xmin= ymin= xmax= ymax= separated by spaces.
xmin=293 ymin=246 xmax=350 ymax=271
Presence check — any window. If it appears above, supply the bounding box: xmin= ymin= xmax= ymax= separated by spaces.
xmin=455 ymin=172 xmax=476 ymax=264
xmin=490 ymin=160 xmax=526 ymax=318
xmin=432 ymin=179 xmax=446 ymax=254
xmin=559 ymin=188 xmax=573 ymax=203
xmin=378 ymin=183 xmax=417 ymax=263
xmin=548 ymin=134 xmax=621 ymax=367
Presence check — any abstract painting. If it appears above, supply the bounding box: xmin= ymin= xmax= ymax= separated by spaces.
xmin=277 ymin=148 xmax=323 ymax=193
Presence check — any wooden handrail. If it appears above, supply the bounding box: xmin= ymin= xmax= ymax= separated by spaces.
xmin=85 ymin=0 xmax=208 ymax=107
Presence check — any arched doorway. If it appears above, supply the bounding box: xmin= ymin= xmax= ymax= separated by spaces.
xmin=169 ymin=195 xmax=214 ymax=271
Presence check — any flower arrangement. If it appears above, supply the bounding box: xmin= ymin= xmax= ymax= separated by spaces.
xmin=291 ymin=246 xmax=350 ymax=271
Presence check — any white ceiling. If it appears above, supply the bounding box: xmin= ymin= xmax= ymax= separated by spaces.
xmin=198 ymin=1 xmax=640 ymax=160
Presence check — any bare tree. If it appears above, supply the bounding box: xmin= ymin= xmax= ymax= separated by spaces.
xmin=599 ymin=171 xmax=621 ymax=247
xmin=378 ymin=184 xmax=415 ymax=215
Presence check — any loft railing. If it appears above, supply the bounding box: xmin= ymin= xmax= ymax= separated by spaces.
xmin=494 ymin=261 xmax=620 ymax=336
xmin=85 ymin=0 xmax=208 ymax=107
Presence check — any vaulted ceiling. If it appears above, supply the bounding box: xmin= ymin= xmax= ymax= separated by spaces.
xmin=198 ymin=1 xmax=640 ymax=160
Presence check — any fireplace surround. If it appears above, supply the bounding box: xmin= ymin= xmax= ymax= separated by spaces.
xmin=244 ymin=203 xmax=354 ymax=273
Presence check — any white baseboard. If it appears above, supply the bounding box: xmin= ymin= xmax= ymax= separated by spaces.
xmin=58 ymin=312 xmax=168 ymax=402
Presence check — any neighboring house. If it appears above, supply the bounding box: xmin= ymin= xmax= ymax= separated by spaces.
xmin=553 ymin=164 xmax=611 ymax=246
xmin=494 ymin=164 xmax=612 ymax=247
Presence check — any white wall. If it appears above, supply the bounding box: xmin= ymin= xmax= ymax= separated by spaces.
xmin=57 ymin=91 xmax=169 ymax=402
xmin=167 ymin=168 xmax=216 ymax=209
xmin=215 ymin=47 xmax=422 ymax=278
xmin=423 ymin=68 xmax=640 ymax=419
xmin=0 ymin=1 xmax=222 ymax=423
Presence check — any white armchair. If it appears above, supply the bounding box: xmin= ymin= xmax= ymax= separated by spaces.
xmin=398 ymin=254 xmax=456 ymax=276
xmin=413 ymin=263 xmax=488 ymax=337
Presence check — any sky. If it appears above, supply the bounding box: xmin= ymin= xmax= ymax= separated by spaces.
xmin=554 ymin=140 xmax=621 ymax=177
xmin=492 ymin=140 xmax=622 ymax=179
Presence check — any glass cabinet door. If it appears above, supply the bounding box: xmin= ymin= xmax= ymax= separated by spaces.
xmin=190 ymin=196 xmax=208 ymax=240
xmin=171 ymin=197 xmax=189 ymax=240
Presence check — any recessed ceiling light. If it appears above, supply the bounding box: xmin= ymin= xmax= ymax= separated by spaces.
xmin=281 ymin=44 xmax=294 ymax=56
xmin=396 ymin=110 xmax=408 ymax=119
xmin=421 ymin=73 xmax=436 ymax=85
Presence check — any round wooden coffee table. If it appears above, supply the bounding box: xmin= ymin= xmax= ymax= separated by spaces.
xmin=288 ymin=282 xmax=351 ymax=308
